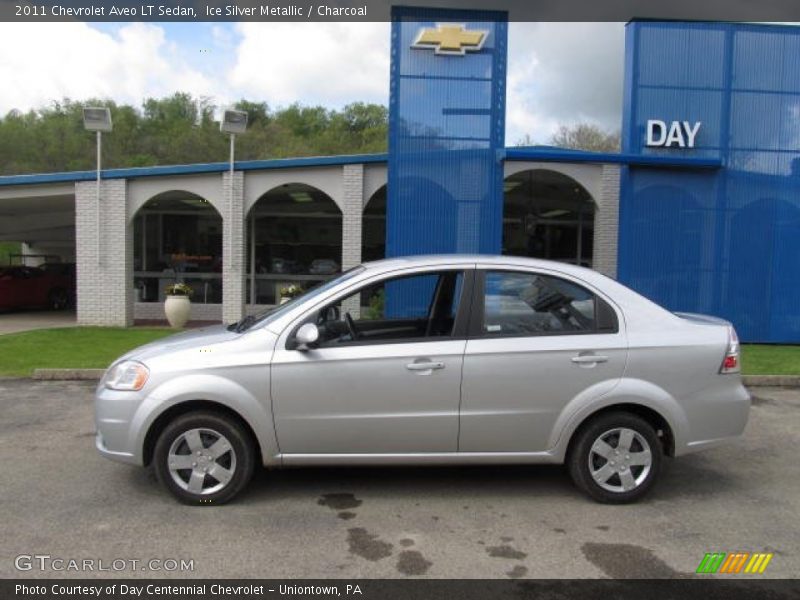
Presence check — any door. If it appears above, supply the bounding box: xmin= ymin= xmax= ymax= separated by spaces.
xmin=271 ymin=268 xmax=471 ymax=454
xmin=459 ymin=268 xmax=627 ymax=452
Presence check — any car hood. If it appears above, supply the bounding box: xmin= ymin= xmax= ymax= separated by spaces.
xmin=118 ymin=324 xmax=242 ymax=363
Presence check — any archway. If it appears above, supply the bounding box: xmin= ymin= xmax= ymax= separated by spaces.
xmin=132 ymin=190 xmax=223 ymax=306
xmin=503 ymin=169 xmax=596 ymax=267
xmin=363 ymin=184 xmax=386 ymax=262
xmin=245 ymin=183 xmax=342 ymax=306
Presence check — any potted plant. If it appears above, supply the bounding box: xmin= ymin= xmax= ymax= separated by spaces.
xmin=279 ymin=283 xmax=304 ymax=304
xmin=164 ymin=282 xmax=193 ymax=328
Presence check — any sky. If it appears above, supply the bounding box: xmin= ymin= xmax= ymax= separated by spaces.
xmin=0 ymin=21 xmax=626 ymax=146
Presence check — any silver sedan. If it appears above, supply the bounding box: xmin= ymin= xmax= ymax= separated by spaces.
xmin=95 ymin=255 xmax=750 ymax=504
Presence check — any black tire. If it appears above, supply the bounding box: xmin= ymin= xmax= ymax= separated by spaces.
xmin=567 ymin=411 xmax=662 ymax=504
xmin=47 ymin=288 xmax=69 ymax=310
xmin=153 ymin=411 xmax=256 ymax=505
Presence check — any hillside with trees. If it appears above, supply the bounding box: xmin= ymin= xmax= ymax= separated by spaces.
xmin=0 ymin=93 xmax=389 ymax=175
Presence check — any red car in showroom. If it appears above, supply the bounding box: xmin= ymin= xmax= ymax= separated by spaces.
xmin=0 ymin=264 xmax=75 ymax=311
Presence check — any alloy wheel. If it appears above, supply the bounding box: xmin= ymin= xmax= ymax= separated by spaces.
xmin=588 ymin=427 xmax=652 ymax=493
xmin=167 ymin=428 xmax=237 ymax=495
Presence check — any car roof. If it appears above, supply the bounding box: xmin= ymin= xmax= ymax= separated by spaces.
xmin=362 ymin=254 xmax=599 ymax=279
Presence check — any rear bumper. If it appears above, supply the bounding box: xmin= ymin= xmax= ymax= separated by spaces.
xmin=675 ymin=380 xmax=751 ymax=456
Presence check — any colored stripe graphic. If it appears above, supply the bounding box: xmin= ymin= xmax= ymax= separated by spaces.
xmin=697 ymin=552 xmax=774 ymax=574
xmin=697 ymin=553 xmax=726 ymax=573
xmin=719 ymin=553 xmax=749 ymax=573
xmin=744 ymin=553 xmax=774 ymax=574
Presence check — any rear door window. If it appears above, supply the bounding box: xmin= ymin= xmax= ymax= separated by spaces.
xmin=480 ymin=270 xmax=617 ymax=336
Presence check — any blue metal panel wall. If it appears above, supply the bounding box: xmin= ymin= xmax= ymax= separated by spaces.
xmin=620 ymin=22 xmax=800 ymax=343
xmin=386 ymin=6 xmax=507 ymax=258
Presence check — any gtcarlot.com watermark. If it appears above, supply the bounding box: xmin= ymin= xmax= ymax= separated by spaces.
xmin=14 ymin=554 xmax=194 ymax=573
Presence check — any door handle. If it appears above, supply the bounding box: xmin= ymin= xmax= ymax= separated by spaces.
xmin=406 ymin=361 xmax=445 ymax=371
xmin=571 ymin=354 xmax=609 ymax=364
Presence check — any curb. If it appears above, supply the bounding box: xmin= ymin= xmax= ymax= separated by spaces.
xmin=32 ymin=368 xmax=105 ymax=381
xmin=743 ymin=375 xmax=800 ymax=387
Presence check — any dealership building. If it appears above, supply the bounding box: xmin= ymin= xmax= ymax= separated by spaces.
xmin=1 ymin=15 xmax=799 ymax=343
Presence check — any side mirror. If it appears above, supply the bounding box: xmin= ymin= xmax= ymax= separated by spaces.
xmin=294 ymin=322 xmax=319 ymax=350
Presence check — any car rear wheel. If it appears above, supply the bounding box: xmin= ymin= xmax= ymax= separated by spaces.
xmin=153 ymin=411 xmax=255 ymax=505
xmin=568 ymin=412 xmax=662 ymax=503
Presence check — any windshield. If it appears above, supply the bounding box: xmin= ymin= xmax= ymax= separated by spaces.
xmin=237 ymin=266 xmax=366 ymax=331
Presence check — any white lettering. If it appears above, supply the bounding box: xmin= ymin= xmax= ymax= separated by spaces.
xmin=665 ymin=122 xmax=686 ymax=147
xmin=646 ymin=120 xmax=666 ymax=146
xmin=109 ymin=6 xmax=136 ymax=16
xmin=120 ymin=584 xmax=144 ymax=596
xmin=683 ymin=121 xmax=701 ymax=147
xmin=646 ymin=119 xmax=701 ymax=148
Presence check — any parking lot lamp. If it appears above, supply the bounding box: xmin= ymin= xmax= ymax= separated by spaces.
xmin=220 ymin=109 xmax=249 ymax=302
xmin=82 ymin=107 xmax=113 ymax=265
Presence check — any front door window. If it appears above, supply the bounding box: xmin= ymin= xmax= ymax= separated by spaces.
xmin=314 ymin=270 xmax=465 ymax=346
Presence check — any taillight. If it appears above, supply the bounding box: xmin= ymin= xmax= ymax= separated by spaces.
xmin=720 ymin=325 xmax=741 ymax=374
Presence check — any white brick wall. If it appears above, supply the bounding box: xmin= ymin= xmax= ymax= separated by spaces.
xmin=75 ymin=179 xmax=133 ymax=326
xmin=222 ymin=171 xmax=246 ymax=324
xmin=342 ymin=164 xmax=364 ymax=270
xmin=341 ymin=164 xmax=364 ymax=318
xmin=593 ymin=164 xmax=621 ymax=279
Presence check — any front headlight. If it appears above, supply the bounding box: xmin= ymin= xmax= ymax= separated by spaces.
xmin=104 ymin=360 xmax=149 ymax=391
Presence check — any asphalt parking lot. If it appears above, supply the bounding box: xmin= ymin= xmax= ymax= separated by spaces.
xmin=0 ymin=379 xmax=797 ymax=579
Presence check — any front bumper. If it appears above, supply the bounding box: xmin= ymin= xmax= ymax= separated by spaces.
xmin=95 ymin=431 xmax=138 ymax=464
xmin=94 ymin=384 xmax=146 ymax=466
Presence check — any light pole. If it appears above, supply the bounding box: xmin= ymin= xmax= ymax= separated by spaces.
xmin=82 ymin=107 xmax=113 ymax=265
xmin=220 ymin=109 xmax=249 ymax=303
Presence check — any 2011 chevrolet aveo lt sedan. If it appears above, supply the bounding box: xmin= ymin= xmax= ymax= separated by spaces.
xmin=95 ymin=255 xmax=750 ymax=504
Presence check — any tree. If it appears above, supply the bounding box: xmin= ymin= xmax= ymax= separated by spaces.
xmin=0 ymin=94 xmax=390 ymax=176
xmin=515 ymin=133 xmax=535 ymax=146
xmin=234 ymin=100 xmax=270 ymax=127
xmin=550 ymin=123 xmax=620 ymax=153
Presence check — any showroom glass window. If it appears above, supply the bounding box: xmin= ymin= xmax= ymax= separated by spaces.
xmin=133 ymin=194 xmax=222 ymax=304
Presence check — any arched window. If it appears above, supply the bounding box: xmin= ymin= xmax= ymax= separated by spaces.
xmin=503 ymin=169 xmax=596 ymax=267
xmin=133 ymin=191 xmax=222 ymax=304
xmin=245 ymin=183 xmax=342 ymax=306
xmin=363 ymin=184 xmax=386 ymax=262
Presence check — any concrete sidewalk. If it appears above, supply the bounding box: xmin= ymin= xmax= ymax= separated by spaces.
xmin=0 ymin=310 xmax=76 ymax=335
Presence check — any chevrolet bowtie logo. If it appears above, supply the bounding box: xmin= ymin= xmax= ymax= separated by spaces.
xmin=412 ymin=24 xmax=489 ymax=56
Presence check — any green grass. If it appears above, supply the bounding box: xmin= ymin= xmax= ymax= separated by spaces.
xmin=0 ymin=327 xmax=175 ymax=377
xmin=741 ymin=344 xmax=800 ymax=376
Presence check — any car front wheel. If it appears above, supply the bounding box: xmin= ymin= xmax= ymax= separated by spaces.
xmin=153 ymin=411 xmax=255 ymax=505
xmin=568 ymin=412 xmax=662 ymax=503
